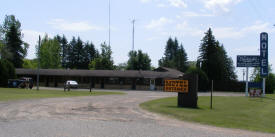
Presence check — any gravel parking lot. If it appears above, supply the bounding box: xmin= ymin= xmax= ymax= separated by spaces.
xmin=0 ymin=89 xmax=273 ymax=137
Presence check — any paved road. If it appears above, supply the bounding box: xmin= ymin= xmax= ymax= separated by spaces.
xmin=0 ymin=90 xmax=274 ymax=137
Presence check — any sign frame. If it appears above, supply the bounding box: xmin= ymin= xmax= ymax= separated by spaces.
xmin=164 ymin=80 xmax=188 ymax=93
xmin=237 ymin=55 xmax=261 ymax=67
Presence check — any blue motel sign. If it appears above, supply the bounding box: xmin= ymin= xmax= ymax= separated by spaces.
xmin=260 ymin=32 xmax=268 ymax=77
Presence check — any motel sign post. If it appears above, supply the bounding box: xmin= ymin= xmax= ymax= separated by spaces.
xmin=236 ymin=32 xmax=268 ymax=97
xmin=237 ymin=55 xmax=261 ymax=96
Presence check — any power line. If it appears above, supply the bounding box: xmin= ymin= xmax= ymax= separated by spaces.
xmin=247 ymin=0 xmax=266 ymax=21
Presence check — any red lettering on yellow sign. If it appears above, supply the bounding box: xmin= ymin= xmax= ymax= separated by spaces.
xmin=164 ymin=80 xmax=188 ymax=93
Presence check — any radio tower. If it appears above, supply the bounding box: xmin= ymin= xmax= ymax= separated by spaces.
xmin=132 ymin=19 xmax=135 ymax=51
xmin=108 ymin=0 xmax=111 ymax=47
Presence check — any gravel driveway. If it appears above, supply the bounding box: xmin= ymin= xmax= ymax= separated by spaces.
xmin=0 ymin=89 xmax=273 ymax=137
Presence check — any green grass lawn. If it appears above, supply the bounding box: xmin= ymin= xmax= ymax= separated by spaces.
xmin=140 ymin=95 xmax=275 ymax=133
xmin=0 ymin=88 xmax=124 ymax=102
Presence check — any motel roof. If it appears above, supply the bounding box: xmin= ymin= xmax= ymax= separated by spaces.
xmin=15 ymin=67 xmax=183 ymax=79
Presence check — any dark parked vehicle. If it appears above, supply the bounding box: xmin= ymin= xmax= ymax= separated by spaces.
xmin=8 ymin=77 xmax=33 ymax=89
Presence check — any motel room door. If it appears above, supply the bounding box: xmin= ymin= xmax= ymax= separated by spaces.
xmin=150 ymin=79 xmax=155 ymax=90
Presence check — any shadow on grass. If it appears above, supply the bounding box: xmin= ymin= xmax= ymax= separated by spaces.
xmin=248 ymin=97 xmax=264 ymax=102
xmin=248 ymin=96 xmax=275 ymax=102
xmin=264 ymin=97 xmax=275 ymax=101
xmin=166 ymin=105 xmax=202 ymax=110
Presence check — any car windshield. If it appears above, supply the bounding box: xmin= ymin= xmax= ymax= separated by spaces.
xmin=68 ymin=81 xmax=77 ymax=84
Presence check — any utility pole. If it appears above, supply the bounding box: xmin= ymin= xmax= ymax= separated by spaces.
xmin=242 ymin=69 xmax=245 ymax=81
xmin=132 ymin=19 xmax=135 ymax=51
xmin=245 ymin=67 xmax=249 ymax=96
xmin=108 ymin=0 xmax=111 ymax=47
xmin=36 ymin=35 xmax=41 ymax=91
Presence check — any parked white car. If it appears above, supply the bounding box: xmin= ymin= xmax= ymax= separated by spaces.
xmin=65 ymin=80 xmax=78 ymax=88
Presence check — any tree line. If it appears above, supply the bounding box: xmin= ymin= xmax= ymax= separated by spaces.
xmin=1 ymin=14 xmax=274 ymax=92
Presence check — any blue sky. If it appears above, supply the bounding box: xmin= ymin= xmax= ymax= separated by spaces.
xmin=1 ymin=0 xmax=275 ymax=80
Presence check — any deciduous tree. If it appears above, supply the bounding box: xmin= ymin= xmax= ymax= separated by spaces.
xmin=37 ymin=35 xmax=61 ymax=69
xmin=127 ymin=50 xmax=151 ymax=70
xmin=89 ymin=43 xmax=114 ymax=70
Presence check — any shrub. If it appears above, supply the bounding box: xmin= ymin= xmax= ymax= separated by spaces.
xmin=266 ymin=73 xmax=275 ymax=94
xmin=186 ymin=67 xmax=209 ymax=91
xmin=0 ymin=59 xmax=15 ymax=87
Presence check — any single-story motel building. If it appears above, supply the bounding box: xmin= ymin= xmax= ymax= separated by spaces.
xmin=15 ymin=67 xmax=183 ymax=90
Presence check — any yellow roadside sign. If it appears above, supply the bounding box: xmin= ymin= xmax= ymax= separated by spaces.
xmin=164 ymin=80 xmax=188 ymax=93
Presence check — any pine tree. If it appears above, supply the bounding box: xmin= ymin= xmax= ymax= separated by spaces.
xmin=198 ymin=28 xmax=236 ymax=81
xmin=175 ymin=44 xmax=188 ymax=72
xmin=60 ymin=35 xmax=68 ymax=68
xmin=5 ymin=24 xmax=24 ymax=68
xmin=198 ymin=28 xmax=217 ymax=80
xmin=0 ymin=15 xmax=27 ymax=68
xmin=159 ymin=37 xmax=188 ymax=72
xmin=72 ymin=37 xmax=84 ymax=69
xmin=67 ymin=37 xmax=77 ymax=69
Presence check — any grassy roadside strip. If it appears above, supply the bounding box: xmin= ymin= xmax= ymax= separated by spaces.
xmin=140 ymin=95 xmax=275 ymax=133
xmin=0 ymin=88 xmax=125 ymax=102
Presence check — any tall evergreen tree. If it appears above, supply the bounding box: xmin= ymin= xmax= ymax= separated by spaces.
xmin=72 ymin=37 xmax=84 ymax=69
xmin=58 ymin=35 xmax=97 ymax=69
xmin=0 ymin=15 xmax=21 ymax=35
xmin=82 ymin=42 xmax=97 ymax=69
xmin=198 ymin=28 xmax=236 ymax=81
xmin=159 ymin=37 xmax=188 ymax=72
xmin=0 ymin=15 xmax=27 ymax=68
xmin=5 ymin=23 xmax=24 ymax=68
xmin=198 ymin=28 xmax=217 ymax=80
xmin=67 ymin=37 xmax=77 ymax=69
xmin=86 ymin=42 xmax=97 ymax=61
xmin=60 ymin=35 xmax=68 ymax=68
xmin=175 ymin=44 xmax=188 ymax=72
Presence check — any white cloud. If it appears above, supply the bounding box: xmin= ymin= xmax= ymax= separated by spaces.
xmin=233 ymin=46 xmax=259 ymax=54
xmin=176 ymin=21 xmax=188 ymax=29
xmin=140 ymin=0 xmax=187 ymax=8
xmin=157 ymin=3 xmax=167 ymax=7
xmin=213 ymin=27 xmax=242 ymax=39
xmin=22 ymin=30 xmax=50 ymax=59
xmin=168 ymin=0 xmax=187 ymax=8
xmin=178 ymin=11 xmax=214 ymax=17
xmin=140 ymin=0 xmax=159 ymax=3
xmin=145 ymin=17 xmax=173 ymax=30
xmin=146 ymin=21 xmax=204 ymax=40
xmin=140 ymin=0 xmax=152 ymax=3
xmin=147 ymin=36 xmax=160 ymax=41
xmin=202 ymin=0 xmax=242 ymax=12
xmin=48 ymin=19 xmax=104 ymax=32
xmin=212 ymin=22 xmax=273 ymax=39
xmin=175 ymin=21 xmax=204 ymax=37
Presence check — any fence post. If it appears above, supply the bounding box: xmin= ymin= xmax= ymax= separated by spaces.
xmin=211 ymin=80 xmax=213 ymax=109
